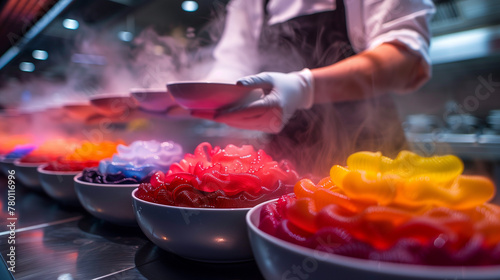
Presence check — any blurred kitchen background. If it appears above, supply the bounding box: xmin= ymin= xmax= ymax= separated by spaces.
xmin=394 ymin=0 xmax=500 ymax=202
xmin=0 ymin=0 xmax=499 ymax=200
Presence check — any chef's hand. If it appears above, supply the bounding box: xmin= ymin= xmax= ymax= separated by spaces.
xmin=193 ymin=69 xmax=314 ymax=133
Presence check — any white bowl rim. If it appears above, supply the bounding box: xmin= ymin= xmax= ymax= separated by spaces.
xmin=74 ymin=172 xmax=140 ymax=188
xmin=166 ymin=81 xmax=263 ymax=90
xmin=62 ymin=101 xmax=90 ymax=107
xmin=13 ymin=158 xmax=46 ymax=167
xmin=246 ymin=199 xmax=500 ymax=279
xmin=130 ymin=88 xmax=168 ymax=93
xmin=37 ymin=162 xmax=83 ymax=175
xmin=166 ymin=81 xmax=237 ymax=86
xmin=131 ymin=188 xmax=252 ymax=212
xmin=89 ymin=94 xmax=133 ymax=100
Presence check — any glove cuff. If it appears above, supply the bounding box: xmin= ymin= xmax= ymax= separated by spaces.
xmin=297 ymin=68 xmax=315 ymax=109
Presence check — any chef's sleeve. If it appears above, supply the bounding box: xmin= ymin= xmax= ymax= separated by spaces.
xmin=205 ymin=0 xmax=262 ymax=82
xmin=347 ymin=0 xmax=436 ymax=93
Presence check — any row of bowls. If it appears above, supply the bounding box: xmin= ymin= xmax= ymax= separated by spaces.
xmin=4 ymin=159 xmax=255 ymax=262
xmin=2 ymin=157 xmax=252 ymax=260
xmin=71 ymin=83 xmax=260 ymax=121
xmin=6 ymin=158 xmax=139 ymax=225
xmin=3 ymin=157 xmax=500 ymax=279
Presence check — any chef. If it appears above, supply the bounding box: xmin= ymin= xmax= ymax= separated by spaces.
xmin=193 ymin=0 xmax=435 ymax=177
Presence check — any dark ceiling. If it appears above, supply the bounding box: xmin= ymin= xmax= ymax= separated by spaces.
xmin=0 ymin=0 xmax=229 ymax=87
xmin=0 ymin=0 xmax=56 ymax=56
xmin=2 ymin=0 xmax=499 ymax=108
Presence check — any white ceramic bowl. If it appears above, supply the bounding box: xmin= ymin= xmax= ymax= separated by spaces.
xmin=89 ymin=94 xmax=137 ymax=117
xmin=132 ymin=188 xmax=253 ymax=262
xmin=63 ymin=102 xmax=97 ymax=121
xmin=166 ymin=82 xmax=260 ymax=110
xmin=74 ymin=174 xmax=138 ymax=226
xmin=37 ymin=163 xmax=81 ymax=206
xmin=13 ymin=159 xmax=43 ymax=191
xmin=246 ymin=200 xmax=500 ymax=280
xmin=0 ymin=156 xmax=16 ymax=176
xmin=130 ymin=88 xmax=176 ymax=113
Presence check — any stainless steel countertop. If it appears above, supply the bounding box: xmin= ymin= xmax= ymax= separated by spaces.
xmin=0 ymin=175 xmax=265 ymax=280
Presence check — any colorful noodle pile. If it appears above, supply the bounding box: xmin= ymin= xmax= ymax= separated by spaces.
xmin=136 ymin=142 xmax=299 ymax=208
xmin=3 ymin=145 xmax=36 ymax=159
xmin=81 ymin=140 xmax=183 ymax=184
xmin=18 ymin=139 xmax=81 ymax=163
xmin=43 ymin=141 xmax=122 ymax=171
xmin=0 ymin=135 xmax=33 ymax=155
xmin=259 ymin=151 xmax=500 ymax=266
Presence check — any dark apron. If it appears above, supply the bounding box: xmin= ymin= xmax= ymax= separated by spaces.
xmin=259 ymin=0 xmax=408 ymax=177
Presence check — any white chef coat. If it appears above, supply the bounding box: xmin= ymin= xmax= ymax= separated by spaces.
xmin=207 ymin=0 xmax=436 ymax=93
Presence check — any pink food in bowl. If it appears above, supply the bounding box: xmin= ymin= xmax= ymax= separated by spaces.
xmin=135 ymin=142 xmax=300 ymax=208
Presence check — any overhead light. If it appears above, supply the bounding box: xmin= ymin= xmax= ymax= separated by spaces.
xmin=32 ymin=50 xmax=48 ymax=60
xmin=19 ymin=62 xmax=35 ymax=72
xmin=63 ymin=18 xmax=79 ymax=30
xmin=181 ymin=1 xmax=198 ymax=12
xmin=118 ymin=31 xmax=133 ymax=42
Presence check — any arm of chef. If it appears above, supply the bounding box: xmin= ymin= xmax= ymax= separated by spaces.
xmin=203 ymin=0 xmax=262 ymax=82
xmin=346 ymin=0 xmax=436 ymax=93
xmin=310 ymin=0 xmax=436 ymax=104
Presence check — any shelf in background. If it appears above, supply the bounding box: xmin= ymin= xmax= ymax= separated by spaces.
xmin=406 ymin=132 xmax=500 ymax=160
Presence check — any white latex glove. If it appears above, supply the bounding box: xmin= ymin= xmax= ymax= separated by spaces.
xmin=205 ymin=69 xmax=314 ymax=133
